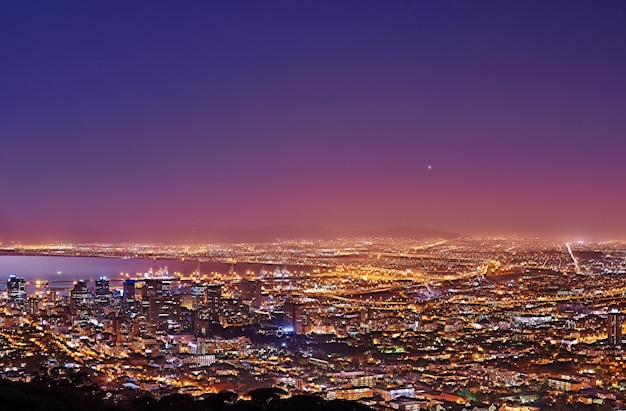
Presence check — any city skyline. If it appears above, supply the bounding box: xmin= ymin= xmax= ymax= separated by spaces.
xmin=2 ymin=235 xmax=626 ymax=410
xmin=2 ymin=1 xmax=626 ymax=241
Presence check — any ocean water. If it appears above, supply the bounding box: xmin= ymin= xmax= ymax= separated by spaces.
xmin=0 ymin=255 xmax=261 ymax=286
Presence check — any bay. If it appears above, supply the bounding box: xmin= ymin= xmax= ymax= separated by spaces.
xmin=0 ymin=255 xmax=288 ymax=289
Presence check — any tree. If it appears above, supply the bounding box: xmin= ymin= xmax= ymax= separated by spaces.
xmin=132 ymin=396 xmax=158 ymax=411
xmin=157 ymin=393 xmax=195 ymax=411
xmin=278 ymin=394 xmax=324 ymax=410
xmin=323 ymin=399 xmax=372 ymax=411
xmin=247 ymin=388 xmax=287 ymax=408
xmin=197 ymin=391 xmax=238 ymax=411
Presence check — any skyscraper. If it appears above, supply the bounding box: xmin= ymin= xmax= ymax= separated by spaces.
xmin=190 ymin=282 xmax=207 ymax=309
xmin=608 ymin=305 xmax=623 ymax=347
xmin=123 ymin=279 xmax=136 ymax=306
xmin=142 ymin=279 xmax=165 ymax=299
xmin=284 ymin=299 xmax=305 ymax=334
xmin=148 ymin=295 xmax=181 ymax=330
xmin=7 ymin=275 xmax=27 ymax=305
xmin=241 ymin=279 xmax=262 ymax=309
xmin=206 ymin=284 xmax=222 ymax=320
xmin=95 ymin=277 xmax=112 ymax=306
xmin=70 ymin=280 xmax=91 ymax=310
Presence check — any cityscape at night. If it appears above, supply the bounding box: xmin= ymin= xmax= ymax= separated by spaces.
xmin=2 ymin=1 xmax=626 ymax=410
xmin=2 ymin=238 xmax=626 ymax=410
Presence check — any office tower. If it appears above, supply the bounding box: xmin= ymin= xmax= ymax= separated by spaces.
xmin=608 ymin=305 xmax=623 ymax=346
xmin=142 ymin=279 xmax=163 ymax=299
xmin=241 ymin=279 xmax=262 ymax=309
xmin=141 ymin=279 xmax=165 ymax=311
xmin=70 ymin=280 xmax=91 ymax=310
xmin=194 ymin=308 xmax=212 ymax=337
xmin=190 ymin=282 xmax=207 ymax=308
xmin=218 ymin=298 xmax=249 ymax=327
xmin=95 ymin=277 xmax=112 ymax=306
xmin=206 ymin=284 xmax=222 ymax=317
xmin=149 ymin=295 xmax=181 ymax=330
xmin=123 ymin=279 xmax=136 ymax=305
xmin=7 ymin=275 xmax=27 ymax=305
xmin=284 ymin=299 xmax=305 ymax=334
xmin=26 ymin=297 xmax=41 ymax=315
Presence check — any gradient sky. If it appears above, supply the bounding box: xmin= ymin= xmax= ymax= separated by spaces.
xmin=1 ymin=1 xmax=626 ymax=239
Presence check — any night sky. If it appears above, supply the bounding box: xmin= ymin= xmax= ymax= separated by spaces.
xmin=2 ymin=1 xmax=626 ymax=240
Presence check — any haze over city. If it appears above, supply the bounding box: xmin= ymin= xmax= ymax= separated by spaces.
xmin=2 ymin=1 xmax=626 ymax=241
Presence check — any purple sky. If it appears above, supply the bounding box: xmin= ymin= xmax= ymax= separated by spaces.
xmin=1 ymin=1 xmax=626 ymax=239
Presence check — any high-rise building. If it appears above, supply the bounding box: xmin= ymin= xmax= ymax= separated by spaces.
xmin=608 ymin=305 xmax=623 ymax=346
xmin=70 ymin=280 xmax=91 ymax=310
xmin=206 ymin=284 xmax=222 ymax=319
xmin=284 ymin=299 xmax=305 ymax=334
xmin=123 ymin=279 xmax=136 ymax=305
xmin=143 ymin=279 xmax=166 ymax=299
xmin=95 ymin=277 xmax=112 ymax=306
xmin=26 ymin=297 xmax=41 ymax=316
xmin=218 ymin=298 xmax=249 ymax=327
xmin=149 ymin=295 xmax=181 ymax=331
xmin=241 ymin=279 xmax=262 ymax=309
xmin=190 ymin=282 xmax=207 ymax=308
xmin=194 ymin=308 xmax=212 ymax=337
xmin=7 ymin=275 xmax=27 ymax=305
